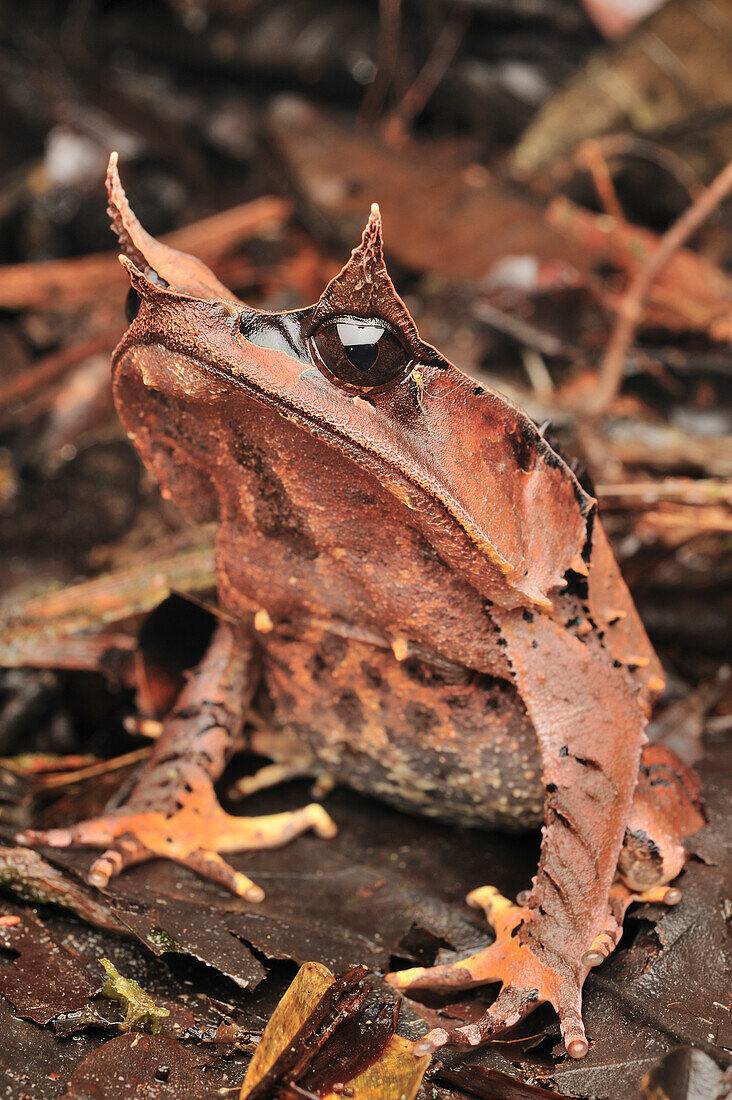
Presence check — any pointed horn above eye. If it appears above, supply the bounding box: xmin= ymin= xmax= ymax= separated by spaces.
xmin=311 ymin=203 xmax=435 ymax=362
xmin=105 ymin=153 xmax=240 ymax=304
xmin=106 ymin=151 xmax=149 ymax=274
xmin=359 ymin=202 xmax=383 ymax=263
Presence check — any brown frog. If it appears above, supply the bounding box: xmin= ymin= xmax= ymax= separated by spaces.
xmin=19 ymin=155 xmax=704 ymax=1060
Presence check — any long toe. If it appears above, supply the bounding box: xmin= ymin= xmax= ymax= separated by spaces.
xmin=88 ymin=835 xmax=153 ymax=888
xmin=386 ymin=946 xmax=502 ymax=993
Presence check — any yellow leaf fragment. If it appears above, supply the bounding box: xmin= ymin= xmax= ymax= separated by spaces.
xmin=240 ymin=961 xmax=335 ymax=1097
xmin=320 ymin=1033 xmax=430 ymax=1100
xmin=240 ymin=962 xmax=431 ymax=1100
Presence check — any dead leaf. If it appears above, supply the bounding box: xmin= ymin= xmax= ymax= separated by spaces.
xmin=435 ymin=1064 xmax=573 ymax=1099
xmin=641 ymin=1047 xmax=731 ymax=1100
xmin=59 ymin=1032 xmax=212 ymax=1100
xmin=240 ymin=962 xmax=430 ymax=1100
xmin=0 ymin=904 xmax=101 ymax=1025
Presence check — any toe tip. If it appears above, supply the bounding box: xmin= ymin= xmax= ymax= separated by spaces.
xmin=413 ymin=1028 xmax=449 ymax=1056
xmin=307 ymin=805 xmax=338 ymax=838
xmin=384 ymin=967 xmax=420 ymax=990
xmin=567 ymin=1037 xmax=589 ymax=1059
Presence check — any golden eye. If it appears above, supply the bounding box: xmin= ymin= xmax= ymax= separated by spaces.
xmin=309 ymin=317 xmax=412 ymax=392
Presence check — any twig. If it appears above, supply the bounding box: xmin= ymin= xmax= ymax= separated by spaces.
xmin=34 ymin=747 xmax=151 ymax=789
xmin=590 ymin=158 xmax=732 ymax=415
xmin=0 ymin=335 xmax=112 ymax=426
xmin=595 ymin=477 xmax=732 ymax=508
xmin=387 ymin=13 xmax=468 ymax=136
xmin=0 ymin=195 xmax=290 ymax=312
xmin=576 ymin=140 xmax=624 ymax=222
xmin=358 ymin=0 xmax=402 ymax=124
xmin=472 ymin=298 xmax=571 ymax=358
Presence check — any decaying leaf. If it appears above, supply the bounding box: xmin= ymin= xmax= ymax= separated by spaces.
xmin=513 ymin=0 xmax=732 ymax=179
xmin=240 ymin=961 xmax=430 ymax=1100
xmin=0 ymin=904 xmax=101 ymax=1025
xmin=99 ymin=957 xmax=170 ymax=1034
xmin=59 ymin=1032 xmax=212 ymax=1100
xmin=242 ymin=960 xmax=335 ymax=1094
xmin=0 ymin=845 xmax=129 ymax=934
xmin=641 ymin=1046 xmax=731 ymax=1100
xmin=0 ymin=529 xmax=216 ymax=671
xmin=267 ymin=96 xmax=591 ymax=285
xmin=436 ymin=1064 xmax=573 ymax=1099
xmin=547 ymin=196 xmax=732 ymax=340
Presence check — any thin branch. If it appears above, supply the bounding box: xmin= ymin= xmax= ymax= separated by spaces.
xmin=358 ymin=0 xmax=402 ymax=124
xmin=387 ymin=13 xmax=468 ymax=136
xmin=576 ymin=139 xmax=624 ymax=222
xmin=589 ymin=158 xmax=732 ymax=415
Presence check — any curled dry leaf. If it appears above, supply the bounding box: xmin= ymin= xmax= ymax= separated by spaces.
xmin=0 ymin=845 xmax=129 ymax=934
xmin=240 ymin=961 xmax=430 ymax=1100
xmin=641 ymin=1046 xmax=731 ymax=1100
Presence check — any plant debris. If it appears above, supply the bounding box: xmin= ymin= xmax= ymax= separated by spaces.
xmin=0 ymin=904 xmax=101 ymax=1025
xmin=99 ymin=958 xmax=170 ymax=1034
xmin=59 ymin=1033 xmax=213 ymax=1100
xmin=240 ymin=962 xmax=430 ymax=1100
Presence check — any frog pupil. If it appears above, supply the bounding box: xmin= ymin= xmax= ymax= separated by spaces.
xmin=344 ymin=342 xmax=379 ymax=372
xmin=336 ymin=321 xmax=383 ymax=374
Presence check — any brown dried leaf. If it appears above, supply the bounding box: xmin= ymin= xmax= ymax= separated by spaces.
xmin=321 ymin=1034 xmax=429 ymax=1100
xmin=0 ymin=845 xmax=128 ymax=935
xmin=267 ymin=97 xmax=590 ymax=285
xmin=60 ymin=1033 xmax=212 ymax=1100
xmin=241 ymin=961 xmax=335 ymax=1095
xmin=0 ymin=904 xmax=101 ymax=1025
xmin=513 ymin=0 xmax=732 ymax=178
xmin=641 ymin=1047 xmax=731 ymax=1100
xmin=0 ymin=530 xmax=216 ymax=670
xmin=435 ymin=1064 xmax=572 ymax=1099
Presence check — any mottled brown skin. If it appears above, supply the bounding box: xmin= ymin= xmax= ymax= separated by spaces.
xmin=19 ymin=156 xmax=704 ymax=1061
xmin=260 ymin=627 xmax=542 ymax=828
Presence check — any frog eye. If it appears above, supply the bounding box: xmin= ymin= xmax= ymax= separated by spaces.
xmin=309 ymin=317 xmax=412 ymax=392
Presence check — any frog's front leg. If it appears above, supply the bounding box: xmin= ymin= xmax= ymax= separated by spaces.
xmin=17 ymin=624 xmax=336 ymax=899
xmin=388 ymin=609 xmax=700 ymax=1059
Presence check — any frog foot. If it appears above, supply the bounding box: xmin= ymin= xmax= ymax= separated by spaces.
xmin=386 ymin=885 xmax=591 ymax=1059
xmin=17 ymin=773 xmax=336 ymax=902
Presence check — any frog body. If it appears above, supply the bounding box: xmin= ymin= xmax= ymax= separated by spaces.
xmin=17 ymin=157 xmax=704 ymax=1061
